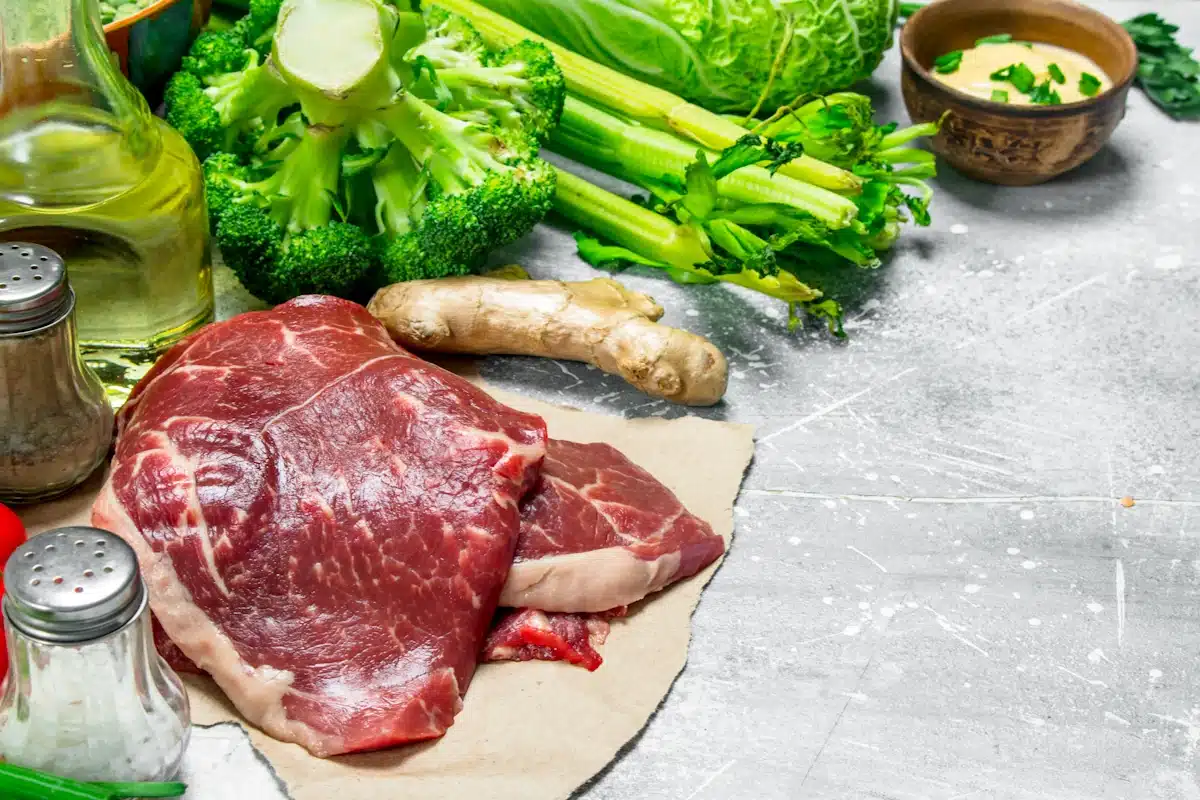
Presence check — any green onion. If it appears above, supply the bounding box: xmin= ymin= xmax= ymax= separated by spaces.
xmin=990 ymin=89 xmax=1010 ymax=103
xmin=1009 ymin=63 xmax=1037 ymax=93
xmin=975 ymin=33 xmax=1013 ymax=46
xmin=1079 ymin=72 xmax=1102 ymax=97
xmin=1029 ymin=80 xmax=1062 ymax=105
xmin=0 ymin=764 xmax=187 ymax=800
xmin=1048 ymin=63 xmax=1066 ymax=84
xmin=991 ymin=63 xmax=1037 ymax=93
xmin=90 ymin=782 xmax=188 ymax=798
xmin=933 ymin=50 xmax=964 ymax=74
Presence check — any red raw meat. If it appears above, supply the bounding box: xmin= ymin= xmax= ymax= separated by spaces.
xmin=500 ymin=440 xmax=726 ymax=613
xmin=482 ymin=607 xmax=628 ymax=671
xmin=93 ymin=296 xmax=547 ymax=758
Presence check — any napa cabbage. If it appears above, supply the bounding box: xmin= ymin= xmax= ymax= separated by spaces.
xmin=471 ymin=0 xmax=899 ymax=114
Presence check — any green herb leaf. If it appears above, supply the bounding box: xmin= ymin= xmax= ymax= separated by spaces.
xmin=1009 ymin=63 xmax=1037 ymax=93
xmin=990 ymin=89 xmax=1010 ymax=103
xmin=1123 ymin=13 xmax=1200 ymax=118
xmin=1029 ymin=80 xmax=1062 ymax=105
xmin=1079 ymin=72 xmax=1103 ymax=97
xmin=975 ymin=33 xmax=1013 ymax=46
xmin=681 ymin=151 xmax=719 ymax=220
xmin=1018 ymin=41 xmax=1035 ymax=50
xmin=988 ymin=63 xmax=1037 ymax=92
xmin=1048 ymin=63 xmax=1066 ymax=84
xmin=709 ymin=134 xmax=806 ymax=180
xmin=934 ymin=50 xmax=964 ymax=74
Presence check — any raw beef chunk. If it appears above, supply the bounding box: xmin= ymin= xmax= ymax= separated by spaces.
xmin=93 ymin=296 xmax=547 ymax=757
xmin=500 ymin=440 xmax=725 ymax=613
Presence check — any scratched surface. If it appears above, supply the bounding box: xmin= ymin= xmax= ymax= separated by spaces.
xmin=203 ymin=2 xmax=1200 ymax=798
xmin=489 ymin=2 xmax=1200 ymax=798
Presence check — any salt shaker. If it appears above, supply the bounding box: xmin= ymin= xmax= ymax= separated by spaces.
xmin=0 ymin=244 xmax=113 ymax=504
xmin=0 ymin=527 xmax=191 ymax=782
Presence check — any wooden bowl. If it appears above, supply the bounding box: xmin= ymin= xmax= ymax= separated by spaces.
xmin=104 ymin=0 xmax=212 ymax=100
xmin=900 ymin=0 xmax=1138 ymax=186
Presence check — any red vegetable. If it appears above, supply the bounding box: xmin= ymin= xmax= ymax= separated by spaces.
xmin=0 ymin=504 xmax=27 ymax=683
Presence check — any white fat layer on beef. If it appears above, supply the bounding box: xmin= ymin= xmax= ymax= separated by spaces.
xmin=499 ymin=547 xmax=684 ymax=613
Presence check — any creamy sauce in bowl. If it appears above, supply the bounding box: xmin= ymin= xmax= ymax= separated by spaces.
xmin=932 ymin=38 xmax=1112 ymax=105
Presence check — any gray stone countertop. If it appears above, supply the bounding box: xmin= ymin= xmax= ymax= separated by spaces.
xmin=207 ymin=2 xmax=1200 ymax=797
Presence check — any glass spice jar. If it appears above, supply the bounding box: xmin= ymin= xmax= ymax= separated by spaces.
xmin=0 ymin=243 xmax=113 ymax=504
xmin=0 ymin=526 xmax=192 ymax=782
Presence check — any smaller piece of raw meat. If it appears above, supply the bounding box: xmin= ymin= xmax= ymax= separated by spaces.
xmin=500 ymin=440 xmax=725 ymax=613
xmin=482 ymin=608 xmax=627 ymax=671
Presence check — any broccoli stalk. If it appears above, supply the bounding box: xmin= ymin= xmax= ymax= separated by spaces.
xmin=431 ymin=0 xmax=862 ymax=192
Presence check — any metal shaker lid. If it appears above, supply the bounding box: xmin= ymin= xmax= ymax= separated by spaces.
xmin=3 ymin=527 xmax=146 ymax=644
xmin=0 ymin=242 xmax=74 ymax=335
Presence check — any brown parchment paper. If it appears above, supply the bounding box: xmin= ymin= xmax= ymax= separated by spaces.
xmin=17 ymin=384 xmax=755 ymax=800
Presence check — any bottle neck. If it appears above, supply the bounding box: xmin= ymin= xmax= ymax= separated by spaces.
xmin=0 ymin=0 xmax=158 ymax=167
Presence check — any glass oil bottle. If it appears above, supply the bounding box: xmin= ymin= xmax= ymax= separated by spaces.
xmin=0 ymin=0 xmax=214 ymax=405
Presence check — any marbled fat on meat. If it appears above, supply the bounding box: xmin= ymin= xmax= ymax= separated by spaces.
xmin=92 ymin=296 xmax=547 ymax=758
xmin=500 ymin=440 xmax=726 ymax=613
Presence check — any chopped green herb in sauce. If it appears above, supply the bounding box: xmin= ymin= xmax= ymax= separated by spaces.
xmin=990 ymin=63 xmax=1037 ymax=93
xmin=934 ymin=50 xmax=964 ymax=74
xmin=1079 ymin=72 xmax=1103 ymax=97
xmin=975 ymin=33 xmax=1014 ymax=46
xmin=1048 ymin=63 xmax=1066 ymax=84
xmin=1029 ymin=80 xmax=1063 ymax=105
xmin=990 ymin=89 xmax=1010 ymax=103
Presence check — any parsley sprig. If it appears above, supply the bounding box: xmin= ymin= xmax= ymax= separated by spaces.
xmin=1123 ymin=13 xmax=1200 ymax=119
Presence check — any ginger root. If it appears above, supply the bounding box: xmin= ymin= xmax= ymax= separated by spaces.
xmin=367 ymin=276 xmax=728 ymax=406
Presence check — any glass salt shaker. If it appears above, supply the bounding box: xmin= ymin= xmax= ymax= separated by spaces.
xmin=0 ymin=526 xmax=191 ymax=782
xmin=0 ymin=243 xmax=113 ymax=504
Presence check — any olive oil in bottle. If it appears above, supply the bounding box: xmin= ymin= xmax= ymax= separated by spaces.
xmin=0 ymin=0 xmax=213 ymax=404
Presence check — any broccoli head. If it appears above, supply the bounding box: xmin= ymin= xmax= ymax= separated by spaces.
xmin=181 ymin=29 xmax=249 ymax=79
xmin=165 ymin=0 xmax=564 ymax=305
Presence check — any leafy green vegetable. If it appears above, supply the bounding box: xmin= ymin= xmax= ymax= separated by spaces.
xmin=463 ymin=0 xmax=899 ymax=114
xmin=1028 ymin=80 xmax=1062 ymax=105
xmin=975 ymin=33 xmax=1013 ymax=46
xmin=437 ymin=0 xmax=939 ymax=335
xmin=1079 ymin=72 xmax=1103 ymax=97
xmin=990 ymin=63 xmax=1036 ymax=93
xmin=1048 ymin=63 xmax=1066 ymax=84
xmin=991 ymin=89 xmax=1010 ymax=103
xmin=934 ymin=51 xmax=964 ymax=74
xmin=1123 ymin=13 xmax=1200 ymax=119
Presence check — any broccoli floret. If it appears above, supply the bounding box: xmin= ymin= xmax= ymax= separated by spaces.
xmin=164 ymin=72 xmax=223 ymax=160
xmin=201 ymin=152 xmax=251 ymax=231
xmin=167 ymin=0 xmax=563 ymax=304
xmin=369 ymin=92 xmax=555 ymax=282
xmin=244 ymin=0 xmax=284 ymax=54
xmin=165 ymin=47 xmax=295 ymax=161
xmin=181 ymin=30 xmax=250 ymax=79
xmin=415 ymin=39 xmax=565 ymax=141
xmin=413 ymin=6 xmax=488 ymax=66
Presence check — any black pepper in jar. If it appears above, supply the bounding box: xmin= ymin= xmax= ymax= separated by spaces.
xmin=0 ymin=243 xmax=112 ymax=503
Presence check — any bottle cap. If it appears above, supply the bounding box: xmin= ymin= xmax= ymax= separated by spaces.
xmin=0 ymin=242 xmax=74 ymax=336
xmin=2 ymin=527 xmax=146 ymax=644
